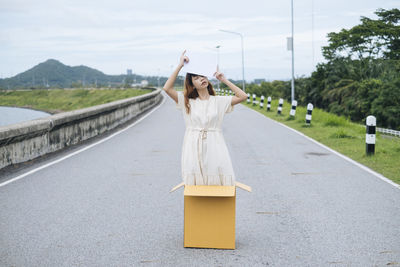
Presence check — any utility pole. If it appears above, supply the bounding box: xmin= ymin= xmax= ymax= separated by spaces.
xmin=157 ymin=68 xmax=160 ymax=88
xmin=290 ymin=0 xmax=295 ymax=103
xmin=312 ymin=0 xmax=315 ymax=67
xmin=216 ymin=45 xmax=221 ymax=92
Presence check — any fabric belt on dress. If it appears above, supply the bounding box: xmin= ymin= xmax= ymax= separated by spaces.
xmin=186 ymin=127 xmax=222 ymax=180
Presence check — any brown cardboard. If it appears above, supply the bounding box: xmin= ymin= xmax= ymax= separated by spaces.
xmin=170 ymin=182 xmax=251 ymax=249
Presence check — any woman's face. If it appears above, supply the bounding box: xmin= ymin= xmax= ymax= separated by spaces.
xmin=191 ymin=75 xmax=209 ymax=90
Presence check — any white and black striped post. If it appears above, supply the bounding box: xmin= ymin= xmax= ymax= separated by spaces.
xmin=267 ymin=96 xmax=271 ymax=111
xmin=277 ymin=98 xmax=283 ymax=114
xmin=289 ymin=100 xmax=297 ymax=117
xmin=305 ymin=103 xmax=313 ymax=125
xmin=247 ymin=93 xmax=250 ymax=103
xmin=260 ymin=95 xmax=264 ymax=108
xmin=366 ymin=115 xmax=376 ymax=155
xmin=252 ymin=94 xmax=256 ymax=106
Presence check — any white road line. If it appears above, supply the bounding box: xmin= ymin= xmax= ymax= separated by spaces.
xmin=0 ymin=95 xmax=166 ymax=188
xmin=243 ymin=105 xmax=400 ymax=190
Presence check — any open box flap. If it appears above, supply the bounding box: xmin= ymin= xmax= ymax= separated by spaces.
xmin=170 ymin=182 xmax=185 ymax=193
xmin=235 ymin=182 xmax=252 ymax=192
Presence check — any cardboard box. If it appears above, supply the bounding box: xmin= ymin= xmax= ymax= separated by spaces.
xmin=170 ymin=182 xmax=251 ymax=249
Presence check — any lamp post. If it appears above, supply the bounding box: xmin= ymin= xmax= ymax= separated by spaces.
xmin=290 ymin=0 xmax=295 ymax=103
xmin=218 ymin=29 xmax=245 ymax=92
xmin=216 ymin=45 xmax=221 ymax=92
xmin=157 ymin=68 xmax=160 ymax=88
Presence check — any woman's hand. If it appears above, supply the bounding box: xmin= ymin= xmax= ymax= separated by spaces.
xmin=179 ymin=50 xmax=189 ymax=68
xmin=214 ymin=70 xmax=227 ymax=83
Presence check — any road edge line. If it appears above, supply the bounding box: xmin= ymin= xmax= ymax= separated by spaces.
xmin=243 ymin=104 xmax=400 ymax=190
xmin=0 ymin=95 xmax=166 ymax=188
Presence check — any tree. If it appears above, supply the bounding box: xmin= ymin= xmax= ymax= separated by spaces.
xmin=322 ymin=8 xmax=400 ymax=61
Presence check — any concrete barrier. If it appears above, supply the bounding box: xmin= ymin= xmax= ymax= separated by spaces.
xmin=0 ymin=88 xmax=163 ymax=170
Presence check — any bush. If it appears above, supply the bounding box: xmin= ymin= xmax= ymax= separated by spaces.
xmin=330 ymin=128 xmax=354 ymax=139
xmin=323 ymin=115 xmax=349 ymax=127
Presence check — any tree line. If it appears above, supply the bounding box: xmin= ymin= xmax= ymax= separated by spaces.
xmin=227 ymin=8 xmax=400 ymax=130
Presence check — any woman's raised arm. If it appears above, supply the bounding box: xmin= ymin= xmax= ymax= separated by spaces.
xmin=163 ymin=50 xmax=189 ymax=104
xmin=214 ymin=70 xmax=247 ymax=106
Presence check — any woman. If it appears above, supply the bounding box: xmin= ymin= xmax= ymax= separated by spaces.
xmin=163 ymin=50 xmax=247 ymax=186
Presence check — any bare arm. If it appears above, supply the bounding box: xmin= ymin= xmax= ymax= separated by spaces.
xmin=163 ymin=50 xmax=188 ymax=104
xmin=214 ymin=71 xmax=247 ymax=106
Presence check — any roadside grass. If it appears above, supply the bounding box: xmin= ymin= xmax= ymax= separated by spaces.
xmin=0 ymin=88 xmax=152 ymax=114
xmin=240 ymin=96 xmax=400 ymax=185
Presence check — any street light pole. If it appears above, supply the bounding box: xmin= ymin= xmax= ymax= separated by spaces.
xmin=218 ymin=29 xmax=246 ymax=92
xmin=290 ymin=0 xmax=295 ymax=103
xmin=157 ymin=68 xmax=160 ymax=88
xmin=216 ymin=45 xmax=221 ymax=92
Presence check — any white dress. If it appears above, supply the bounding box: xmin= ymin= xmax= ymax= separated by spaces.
xmin=175 ymin=91 xmax=236 ymax=186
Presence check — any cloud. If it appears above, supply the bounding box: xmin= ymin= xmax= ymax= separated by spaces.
xmin=0 ymin=0 xmax=396 ymax=80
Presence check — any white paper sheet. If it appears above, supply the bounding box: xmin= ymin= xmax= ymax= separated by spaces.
xmin=182 ymin=51 xmax=217 ymax=79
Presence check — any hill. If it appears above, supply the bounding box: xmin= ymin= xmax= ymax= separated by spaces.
xmin=0 ymin=59 xmax=166 ymax=89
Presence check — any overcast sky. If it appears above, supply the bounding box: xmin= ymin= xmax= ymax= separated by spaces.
xmin=0 ymin=0 xmax=397 ymax=81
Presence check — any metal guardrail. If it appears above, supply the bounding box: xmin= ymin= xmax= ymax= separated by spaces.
xmin=376 ymin=127 xmax=400 ymax=137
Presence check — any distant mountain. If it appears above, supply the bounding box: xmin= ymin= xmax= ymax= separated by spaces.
xmin=0 ymin=59 xmax=167 ymax=89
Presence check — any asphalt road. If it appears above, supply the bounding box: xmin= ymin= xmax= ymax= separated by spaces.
xmin=1 ymin=91 xmax=399 ymax=266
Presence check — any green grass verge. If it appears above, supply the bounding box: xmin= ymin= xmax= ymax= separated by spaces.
xmin=240 ymin=96 xmax=400 ymax=185
xmin=0 ymin=88 xmax=153 ymax=114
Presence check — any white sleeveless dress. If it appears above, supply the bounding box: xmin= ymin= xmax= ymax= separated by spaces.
xmin=175 ymin=91 xmax=236 ymax=186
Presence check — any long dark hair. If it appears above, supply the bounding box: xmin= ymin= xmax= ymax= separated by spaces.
xmin=183 ymin=73 xmax=215 ymax=114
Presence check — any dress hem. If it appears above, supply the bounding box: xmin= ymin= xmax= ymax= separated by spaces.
xmin=182 ymin=173 xmax=235 ymax=186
